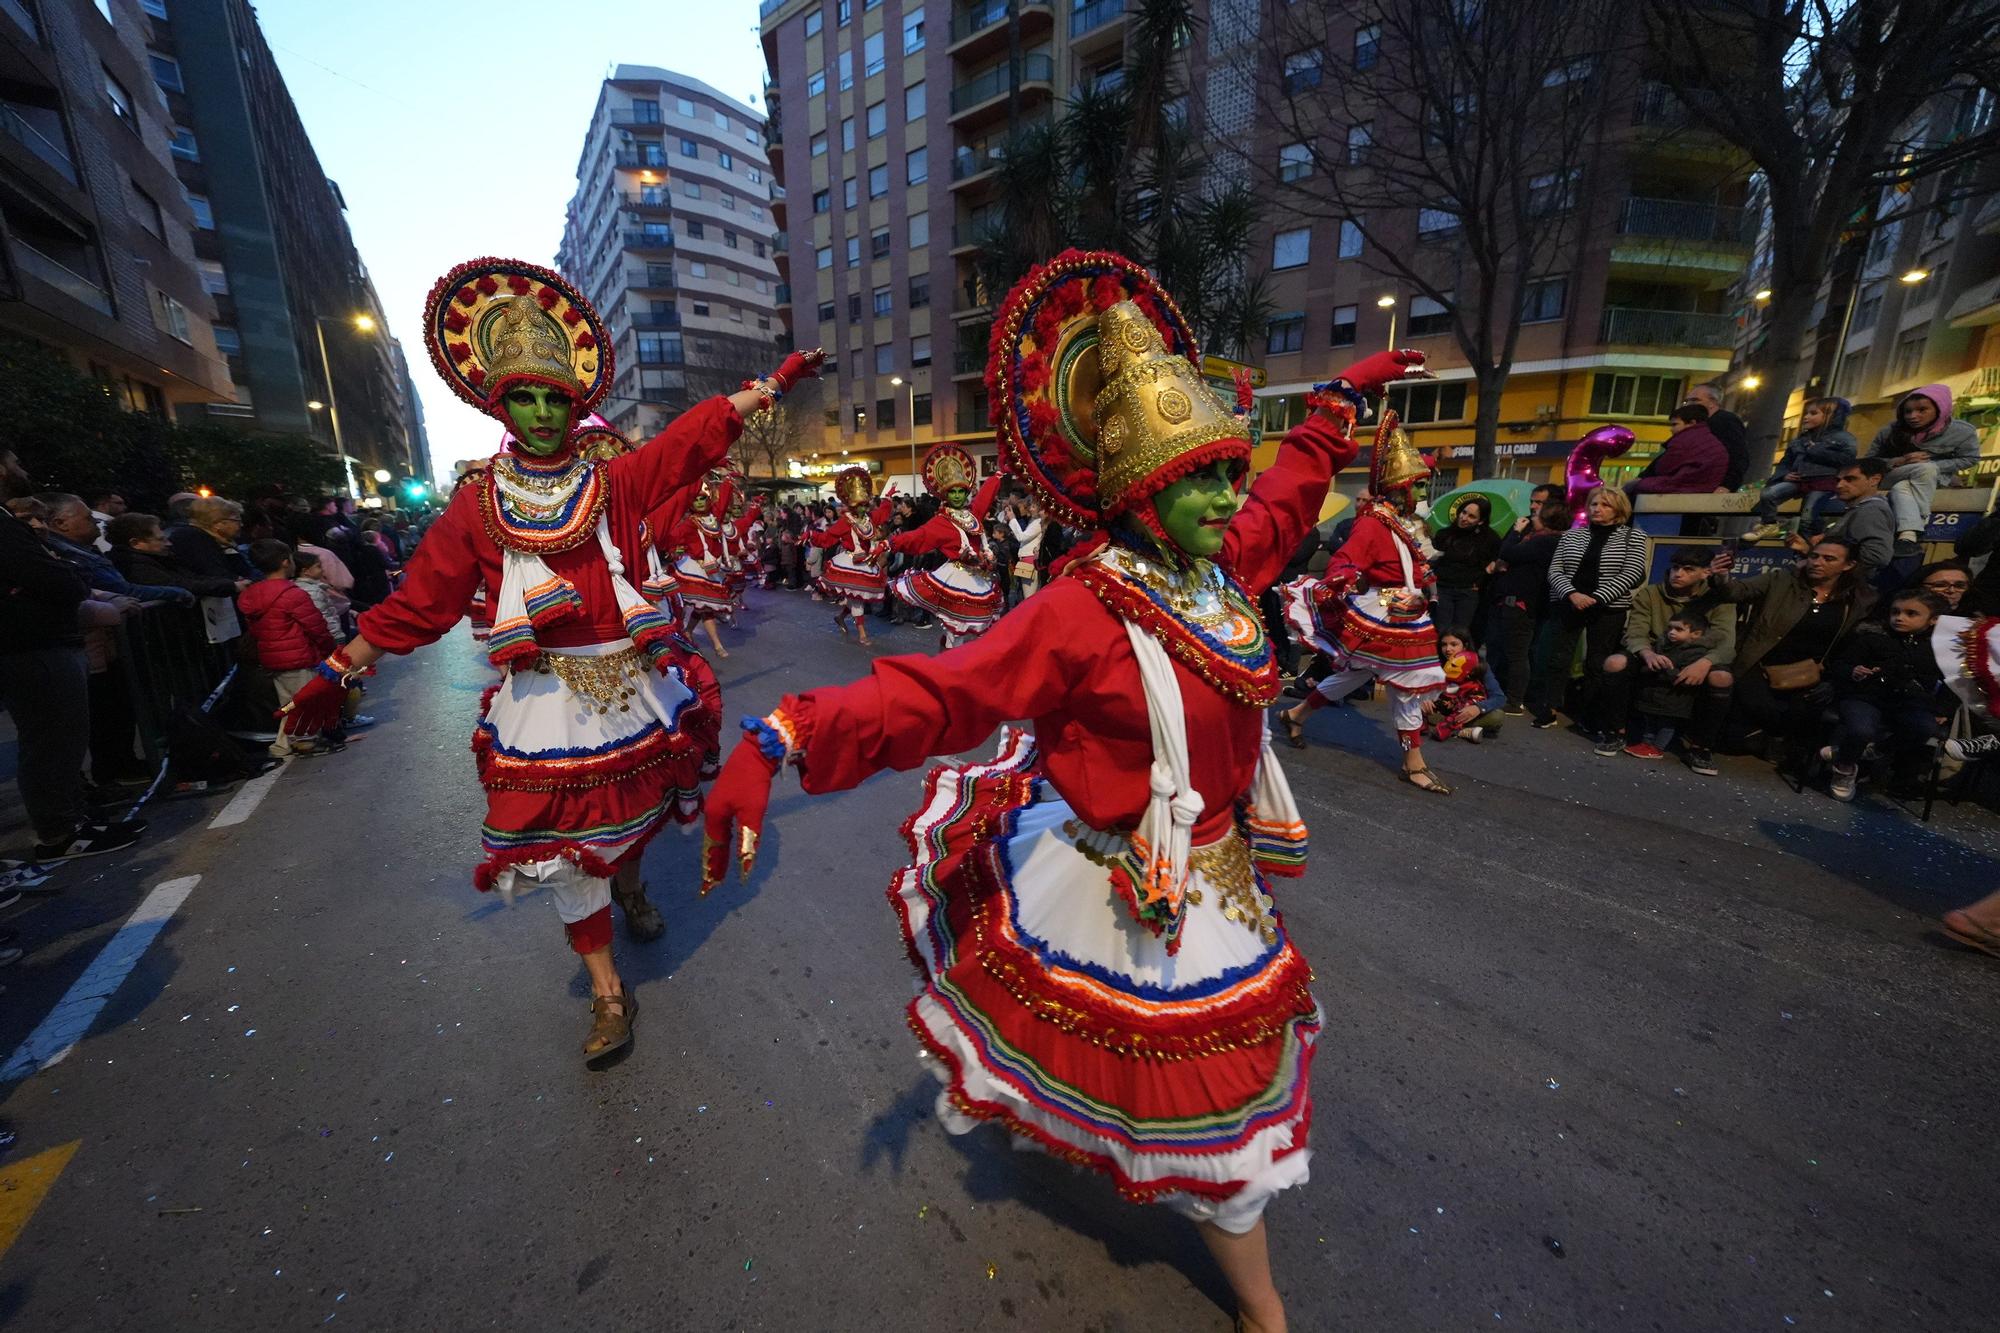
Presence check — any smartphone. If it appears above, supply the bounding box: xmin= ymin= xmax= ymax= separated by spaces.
xmin=1719 ymin=536 xmax=1741 ymax=555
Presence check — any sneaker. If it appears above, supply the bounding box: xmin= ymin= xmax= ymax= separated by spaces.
xmin=1829 ymin=763 xmax=1859 ymax=801
xmin=1593 ymin=732 xmax=1624 ymax=757
xmin=1741 ymin=521 xmax=1786 ymax=545
xmin=31 ymin=819 xmax=145 ymax=862
xmin=1946 ymin=734 xmax=2000 ymax=762
xmin=1622 ymin=741 xmax=1666 ymax=759
xmin=1501 ymin=704 xmax=1527 ymax=716
xmin=1531 ymin=712 xmax=1560 ymax=729
xmin=345 ymin=714 xmax=377 ymax=730
xmin=1685 ymin=746 xmax=1719 ymax=776
xmin=1462 ymin=726 xmax=1484 ymax=744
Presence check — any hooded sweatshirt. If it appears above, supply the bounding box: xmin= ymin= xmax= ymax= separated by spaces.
xmin=1772 ymin=398 xmax=1858 ymax=481
xmin=1867 ymin=384 xmax=1983 ymax=475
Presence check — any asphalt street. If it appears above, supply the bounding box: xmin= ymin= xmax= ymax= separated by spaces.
xmin=1 ymin=586 xmax=1997 ymax=1332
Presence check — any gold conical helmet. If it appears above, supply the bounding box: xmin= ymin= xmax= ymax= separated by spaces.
xmin=832 ymin=465 xmax=873 ymax=508
xmin=1369 ymin=410 xmax=1430 ymax=494
xmin=1091 ymin=301 xmax=1250 ymax=513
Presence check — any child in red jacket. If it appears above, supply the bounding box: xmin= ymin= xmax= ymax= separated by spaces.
xmin=239 ymin=538 xmax=337 ymax=757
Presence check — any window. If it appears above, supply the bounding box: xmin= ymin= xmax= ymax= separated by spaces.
xmin=846 ymin=235 xmax=861 ymax=264
xmin=719 ymin=191 xmax=735 ymax=211
xmin=841 ymin=117 xmax=854 ymax=150
xmin=184 ymin=191 xmax=214 ymax=229
xmin=813 ymin=188 xmax=830 ymax=213
xmin=808 ymin=70 xmax=827 ymax=98
xmin=904 ymin=6 xmax=926 ymax=53
xmin=681 ymin=138 xmax=700 ymax=158
xmin=1407 ymin=294 xmax=1451 ymax=336
xmin=676 ymin=96 xmax=696 ymax=116
xmin=1354 ymin=23 xmax=1379 ymax=69
xmin=169 ymin=126 xmax=199 ymax=161
xmin=197 ymin=258 xmax=229 ymax=295
xmin=839 ymin=50 xmax=853 ymax=92
xmin=719 ymin=150 xmax=735 ymax=170
xmin=1338 ymin=219 xmax=1363 ymax=258
xmin=153 ymin=290 xmax=190 ymax=343
xmin=1283 ymin=50 xmax=1323 ymax=94
xmin=690 ymin=260 xmax=708 ymax=277
xmin=906 ymin=146 xmax=927 ymax=183
xmin=906 ymin=81 xmax=926 ymax=120
xmin=853 ymin=405 xmax=868 ymax=431
xmin=647 ymin=263 xmax=675 ymax=285
xmin=805 ymin=8 xmax=822 ymax=36
xmin=869 ymin=164 xmax=888 ymax=197
xmin=1852 ymin=287 xmax=1882 ymax=331
xmin=1588 ymin=372 xmax=1684 ymax=418
xmin=909 ymin=275 xmax=929 ymax=308
xmin=869 ymin=393 xmax=891 ymax=426
xmin=631 ymin=98 xmax=662 ymax=123
xmin=848 ymin=292 xmax=863 ymax=322
xmin=912 ymin=333 xmax=931 ymax=366
xmin=1266 ymin=313 xmax=1305 ymax=354
xmin=865 ymin=0 xmax=880 ymax=8
xmin=149 ymin=52 xmax=183 ymax=92
xmin=1543 ymin=57 xmax=1595 ymax=88
xmin=825 ymin=408 xmax=841 ymax=427
xmin=864 ymin=31 xmax=885 ymax=77
xmin=837 ymin=0 xmax=851 ymax=23
xmin=1889 ymin=330 xmax=1926 ymax=381
xmin=867 ymin=101 xmax=886 ymax=138
xmin=843 ymin=176 xmax=858 ymax=207
xmin=142 ymin=0 xmax=170 ymax=17
xmin=1278 ymin=142 xmax=1310 ymax=183
xmin=908 ymin=211 xmax=929 ymax=247
xmin=1330 ymin=304 xmax=1357 ymax=347
xmin=685 ymin=219 xmax=705 ymax=239
xmin=811 ymin=131 xmax=828 ymax=157
xmin=1272 ymin=226 xmax=1310 ymax=269
xmin=723 ymin=229 xmax=739 ymax=249
xmin=818 ymin=300 xmax=837 ymax=322
xmin=104 ymin=69 xmax=135 ymax=126
xmin=871 ymin=227 xmax=891 ymax=258
xmin=816 ymin=245 xmax=833 ymax=269
xmin=748 ymin=165 xmax=762 ymax=184
xmin=914 ymin=391 xmax=933 ymax=425
xmin=1521 ymin=276 xmax=1566 ymax=323
xmin=1527 ymin=169 xmax=1579 ymax=215
xmin=128 ymin=180 xmax=163 ymax=237
xmin=873 ymin=285 xmax=893 ymax=315
xmin=1346 ymin=123 xmax=1373 ymax=166
xmin=683 ymin=180 xmax=702 ymax=199
xmin=1417 ymin=208 xmax=1458 ymax=239
xmin=638 ymin=332 xmax=683 ymax=363
xmin=1386 ymin=381 xmax=1468 ymax=424
xmin=714 ymin=109 xmax=729 ymax=130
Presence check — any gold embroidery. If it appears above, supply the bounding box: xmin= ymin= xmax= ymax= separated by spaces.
xmin=531 ymin=647 xmax=649 ymax=715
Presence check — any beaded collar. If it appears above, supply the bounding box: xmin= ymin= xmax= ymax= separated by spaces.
xmin=1071 ymin=542 xmax=1278 ymax=706
xmin=481 ymin=452 xmax=606 ymax=556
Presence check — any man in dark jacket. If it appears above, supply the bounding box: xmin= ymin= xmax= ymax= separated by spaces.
xmin=0 ymin=502 xmax=145 ymax=861
xmin=1687 ymin=383 xmax=1750 ymax=492
xmin=1491 ymin=499 xmax=1566 ymax=714
xmin=108 ymin=512 xmax=245 ymax=598
xmin=170 ymin=496 xmax=254 ymax=583
xmin=1629 ymin=405 xmax=1729 ymax=496
xmin=37 ymin=493 xmax=191 ymax=606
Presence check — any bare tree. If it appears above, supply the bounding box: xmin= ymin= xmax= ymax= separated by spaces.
xmin=1642 ymin=0 xmax=2000 ymax=478
xmin=1249 ymin=0 xmax=1628 ymax=477
xmin=731 ymin=383 xmax=818 ymax=479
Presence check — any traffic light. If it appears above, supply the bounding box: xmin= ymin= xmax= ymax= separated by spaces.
xmin=399 ymin=476 xmax=429 ymax=502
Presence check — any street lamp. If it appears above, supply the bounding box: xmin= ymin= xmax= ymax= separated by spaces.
xmin=372 ymin=468 xmax=393 ymax=484
xmin=313 ymin=313 xmax=379 ymax=498
xmin=1753 ymin=288 xmax=1772 ymax=302
xmin=1900 ymin=268 xmax=1931 ymax=285
xmin=1740 ymin=374 xmax=1763 ymax=391
xmin=307 ymin=399 xmax=325 ymax=410
xmin=891 ymin=373 xmax=917 ymax=490
xmin=1376 ymin=293 xmax=1397 ymax=349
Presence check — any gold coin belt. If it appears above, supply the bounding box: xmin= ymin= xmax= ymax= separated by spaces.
xmin=1185 ymin=832 xmax=1278 ymax=945
xmin=531 ymin=647 xmax=648 ymax=715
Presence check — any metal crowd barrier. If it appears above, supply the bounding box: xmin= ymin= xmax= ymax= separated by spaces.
xmin=112 ymin=602 xmax=237 ymax=766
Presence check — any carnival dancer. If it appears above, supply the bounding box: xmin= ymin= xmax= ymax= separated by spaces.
xmin=700 ymin=248 xmax=1425 ymax=1332
xmin=720 ymin=483 xmax=761 ymax=622
xmin=812 ymin=467 xmax=895 ymax=644
xmin=888 ymin=444 xmax=1005 ymax=648
xmin=669 ymin=474 xmax=739 ymax=659
xmin=278 ymin=255 xmax=823 ymax=1063
xmin=1275 ymin=411 xmax=1454 ymax=794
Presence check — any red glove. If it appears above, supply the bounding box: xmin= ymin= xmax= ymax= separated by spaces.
xmin=700 ymin=739 xmax=779 ymax=894
xmin=767 ymin=348 xmax=827 ymax=396
xmin=1335 ymin=349 xmax=1428 ymax=399
xmin=279 ymin=668 xmax=347 ymax=738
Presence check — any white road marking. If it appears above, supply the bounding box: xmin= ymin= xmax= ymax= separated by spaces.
xmin=209 ymin=762 xmax=288 ymax=829
xmin=0 ymin=876 xmax=202 ymax=1082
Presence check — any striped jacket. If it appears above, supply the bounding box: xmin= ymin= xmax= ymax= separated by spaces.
xmin=1547 ymin=523 xmax=1650 ymax=610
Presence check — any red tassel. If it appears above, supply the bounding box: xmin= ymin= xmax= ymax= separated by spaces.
xmin=443 ymin=310 xmax=468 ymax=334
xmin=562 ymin=307 xmax=582 ymax=326
xmin=476 ymin=275 xmax=499 ymax=295
xmin=467 ymin=367 xmax=486 ymax=386
xmin=506 ymin=274 xmax=531 ymax=295
xmin=456 ymin=285 xmax=479 ymax=307
xmin=535 ymin=285 xmax=560 ymax=308
xmin=1089 ymin=275 xmax=1124 ymax=311
xmin=575 ymin=332 xmax=597 ymax=350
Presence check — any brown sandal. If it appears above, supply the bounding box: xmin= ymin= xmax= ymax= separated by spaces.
xmin=1942 ymin=911 xmax=2000 ymax=960
xmin=583 ymin=989 xmax=636 ymax=1063
xmin=1277 ymin=709 xmax=1307 ymax=750
xmin=1401 ymin=766 xmax=1453 ymax=796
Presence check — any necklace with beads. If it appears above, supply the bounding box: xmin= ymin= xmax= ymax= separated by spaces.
xmin=1071 ymin=543 xmax=1278 ymax=706
xmin=483 ymin=453 xmax=605 ymax=555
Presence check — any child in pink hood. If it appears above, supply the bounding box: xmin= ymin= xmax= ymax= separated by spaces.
xmin=1867 ymin=384 xmax=1982 ymax=556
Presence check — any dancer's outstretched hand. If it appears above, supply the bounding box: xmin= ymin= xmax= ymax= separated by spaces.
xmin=1335 ymin=349 xmax=1429 ymax=399
xmin=768 ymin=348 xmax=827 ymax=395
xmin=279 ymin=671 xmax=346 ymax=737
xmin=700 ymin=738 xmax=779 ymax=894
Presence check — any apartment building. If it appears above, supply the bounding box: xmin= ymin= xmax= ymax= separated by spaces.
xmin=0 ymin=0 xmax=230 ymax=415
xmin=762 ymin=0 xmax=1144 ymax=488
xmin=555 ymin=66 xmax=784 ymax=445
xmin=145 ymin=0 xmax=417 ymax=495
xmin=1250 ymin=30 xmax=1755 ymax=491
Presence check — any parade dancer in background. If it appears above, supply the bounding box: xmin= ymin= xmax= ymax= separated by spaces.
xmin=812 ymin=466 xmax=894 ymax=644
xmin=1276 ymin=409 xmax=1454 ymax=793
xmin=888 ymin=444 xmax=1004 ymax=648
xmin=279 ymin=254 xmax=823 ymax=1064
xmin=700 ymin=249 xmax=1426 ymax=1332
xmin=669 ymin=475 xmax=739 ymax=659
xmin=720 ymin=484 xmax=761 ymax=623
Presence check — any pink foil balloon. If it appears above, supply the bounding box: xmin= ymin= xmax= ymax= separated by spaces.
xmin=1565 ymin=425 xmax=1635 ymax=522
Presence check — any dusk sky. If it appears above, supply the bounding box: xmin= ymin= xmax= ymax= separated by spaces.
xmin=257 ymin=0 xmax=771 ymax=482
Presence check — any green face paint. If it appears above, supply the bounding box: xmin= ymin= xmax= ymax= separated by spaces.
xmin=1151 ymin=460 xmax=1243 ymax=559
xmin=504 ymin=384 xmax=575 ymax=456
xmin=944 ymin=486 xmax=970 ymax=509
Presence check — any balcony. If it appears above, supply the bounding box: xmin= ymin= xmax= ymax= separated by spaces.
xmin=1610 ymin=196 xmax=1753 ymax=287
xmin=950 ymin=1 xmax=1053 ymax=63
xmin=955 ymin=275 xmax=995 ymax=320
xmin=2 ymin=105 xmax=77 ymax=186
xmin=622 ymin=230 xmax=676 ymax=252
xmin=622 ymin=192 xmax=673 ymax=214
xmin=774 ymin=282 xmax=791 ymax=308
xmin=1616 ymin=197 xmax=1751 ymax=244
xmin=1069 ymin=0 xmax=1127 ymax=54
xmin=629 ymin=310 xmax=683 ymax=330
xmin=610 ymin=107 xmax=665 ymax=132
xmin=1599 ymin=307 xmax=1738 ymax=349
xmin=634 ymin=348 xmax=686 ymax=368
xmin=950 ymin=142 xmax=1005 ymax=188
xmin=613 ymin=151 xmax=670 ymax=171
xmin=950 ymin=53 xmax=1055 ymax=127
xmin=13 ymin=243 xmax=112 ymax=316
xmin=950 ymin=222 xmax=988 ymax=256
xmin=952 ymin=345 xmax=987 ymax=379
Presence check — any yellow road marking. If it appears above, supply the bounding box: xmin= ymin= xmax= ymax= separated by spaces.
xmin=0 ymin=1140 xmax=81 ymax=1262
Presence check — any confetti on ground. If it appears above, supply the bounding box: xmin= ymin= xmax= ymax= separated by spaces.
xmin=918 ymin=1205 xmax=928 ymax=1219
xmin=1545 ymin=1079 xmax=1560 ymax=1090
xmin=985 ymin=1264 xmax=997 ymax=1280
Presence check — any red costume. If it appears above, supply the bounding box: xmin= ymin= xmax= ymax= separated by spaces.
xmin=889 ymin=448 xmax=1004 ymax=647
